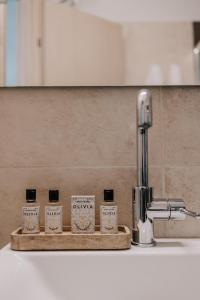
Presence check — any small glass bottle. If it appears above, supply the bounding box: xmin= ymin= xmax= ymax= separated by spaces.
xmin=22 ymin=189 xmax=40 ymax=234
xmin=100 ymin=189 xmax=118 ymax=234
xmin=45 ymin=190 xmax=63 ymax=234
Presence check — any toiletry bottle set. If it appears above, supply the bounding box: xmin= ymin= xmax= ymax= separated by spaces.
xmin=22 ymin=189 xmax=118 ymax=234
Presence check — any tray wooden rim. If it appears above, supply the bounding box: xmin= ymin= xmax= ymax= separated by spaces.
xmin=10 ymin=225 xmax=131 ymax=251
xmin=11 ymin=225 xmax=130 ymax=236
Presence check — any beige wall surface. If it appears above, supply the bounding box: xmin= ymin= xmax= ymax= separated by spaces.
xmin=0 ymin=86 xmax=200 ymax=248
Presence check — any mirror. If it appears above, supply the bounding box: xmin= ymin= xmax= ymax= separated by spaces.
xmin=1 ymin=0 xmax=200 ymax=86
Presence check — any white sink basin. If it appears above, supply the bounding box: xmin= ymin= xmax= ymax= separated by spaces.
xmin=0 ymin=239 xmax=200 ymax=300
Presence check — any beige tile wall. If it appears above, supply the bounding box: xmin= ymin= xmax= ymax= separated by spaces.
xmin=0 ymin=86 xmax=199 ymax=248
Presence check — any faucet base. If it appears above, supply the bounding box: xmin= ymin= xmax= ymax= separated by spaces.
xmin=132 ymin=222 xmax=156 ymax=247
xmin=131 ymin=240 xmax=156 ymax=247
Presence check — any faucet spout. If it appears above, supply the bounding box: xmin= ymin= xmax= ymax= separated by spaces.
xmin=137 ymin=89 xmax=152 ymax=130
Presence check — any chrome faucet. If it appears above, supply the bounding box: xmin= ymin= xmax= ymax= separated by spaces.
xmin=132 ymin=89 xmax=200 ymax=247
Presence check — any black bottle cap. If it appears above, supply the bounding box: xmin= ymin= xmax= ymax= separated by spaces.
xmin=104 ymin=189 xmax=114 ymax=202
xmin=26 ymin=189 xmax=36 ymax=203
xmin=49 ymin=190 xmax=59 ymax=202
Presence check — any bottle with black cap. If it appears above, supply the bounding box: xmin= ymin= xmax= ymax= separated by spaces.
xmin=100 ymin=189 xmax=118 ymax=234
xmin=45 ymin=190 xmax=63 ymax=234
xmin=22 ymin=189 xmax=40 ymax=234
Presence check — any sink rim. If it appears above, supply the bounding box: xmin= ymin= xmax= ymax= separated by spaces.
xmin=1 ymin=238 xmax=200 ymax=257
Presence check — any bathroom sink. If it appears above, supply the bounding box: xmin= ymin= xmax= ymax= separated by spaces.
xmin=0 ymin=239 xmax=200 ymax=300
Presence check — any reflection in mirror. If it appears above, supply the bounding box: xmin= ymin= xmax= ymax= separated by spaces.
xmin=1 ymin=0 xmax=200 ymax=86
xmin=0 ymin=1 xmax=6 ymax=86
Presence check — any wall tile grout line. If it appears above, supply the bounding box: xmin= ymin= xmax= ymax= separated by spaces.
xmin=0 ymin=165 xmax=165 ymax=169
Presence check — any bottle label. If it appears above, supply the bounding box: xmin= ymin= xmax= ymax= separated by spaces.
xmin=22 ymin=206 xmax=40 ymax=233
xmin=71 ymin=196 xmax=95 ymax=233
xmin=100 ymin=206 xmax=118 ymax=234
xmin=45 ymin=206 xmax=63 ymax=233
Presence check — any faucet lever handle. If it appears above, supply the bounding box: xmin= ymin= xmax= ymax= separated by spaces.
xmin=179 ymin=208 xmax=200 ymax=220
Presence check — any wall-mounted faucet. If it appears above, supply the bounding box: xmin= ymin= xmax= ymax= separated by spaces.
xmin=132 ymin=89 xmax=200 ymax=247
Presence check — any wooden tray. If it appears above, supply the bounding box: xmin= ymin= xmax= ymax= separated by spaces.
xmin=10 ymin=226 xmax=131 ymax=251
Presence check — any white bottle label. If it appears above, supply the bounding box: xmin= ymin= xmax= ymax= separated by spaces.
xmin=22 ymin=206 xmax=40 ymax=233
xmin=45 ymin=206 xmax=63 ymax=233
xmin=100 ymin=206 xmax=118 ymax=234
xmin=71 ymin=196 xmax=95 ymax=233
